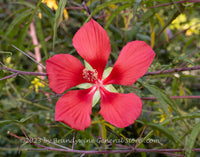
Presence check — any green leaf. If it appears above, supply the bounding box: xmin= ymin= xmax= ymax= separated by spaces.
xmin=53 ymin=0 xmax=67 ymax=50
xmin=155 ymin=13 xmax=169 ymax=42
xmin=11 ymin=1 xmax=36 ymax=9
xmin=0 ymin=51 xmax=12 ymax=56
xmin=136 ymin=130 xmax=155 ymax=148
xmin=172 ymin=77 xmax=179 ymax=96
xmin=0 ymin=70 xmax=7 ymax=92
xmin=140 ymin=82 xmax=178 ymax=118
xmin=4 ymin=11 xmax=32 ymax=39
xmin=185 ymin=122 xmax=200 ymax=157
xmin=0 ymin=114 xmax=34 ymax=125
xmin=26 ymin=0 xmax=43 ymax=24
xmin=19 ymin=113 xmax=35 ymax=123
xmin=105 ymin=3 xmax=133 ymax=29
xmin=139 ymin=8 xmax=159 ymax=23
xmin=146 ymin=122 xmax=182 ymax=145
xmin=162 ymin=113 xmax=200 ymax=125
xmin=101 ymin=122 xmax=107 ymax=140
xmin=171 ymin=0 xmax=181 ymax=13
xmin=35 ymin=15 xmax=48 ymax=59
xmin=85 ymin=0 xmax=135 ymax=23
xmin=39 ymin=2 xmax=55 ymax=25
xmin=16 ymin=0 xmax=43 ymax=46
xmin=157 ymin=4 xmax=185 ymax=37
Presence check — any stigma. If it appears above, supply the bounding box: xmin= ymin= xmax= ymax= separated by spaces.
xmin=82 ymin=69 xmax=98 ymax=82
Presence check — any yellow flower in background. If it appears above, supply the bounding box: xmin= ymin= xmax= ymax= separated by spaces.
xmin=153 ymin=107 xmax=173 ymax=123
xmin=41 ymin=0 xmax=68 ymax=20
xmin=170 ymin=14 xmax=200 ymax=36
xmin=3 ymin=56 xmax=13 ymax=69
xmin=30 ymin=78 xmax=45 ymax=93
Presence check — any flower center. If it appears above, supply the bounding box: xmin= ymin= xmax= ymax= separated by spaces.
xmin=82 ymin=69 xmax=98 ymax=82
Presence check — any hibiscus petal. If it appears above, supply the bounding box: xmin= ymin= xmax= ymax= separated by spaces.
xmin=99 ymin=87 xmax=142 ymax=128
xmin=46 ymin=54 xmax=86 ymax=94
xmin=55 ymin=87 xmax=96 ymax=130
xmin=103 ymin=41 xmax=155 ymax=85
xmin=73 ymin=19 xmax=111 ymax=79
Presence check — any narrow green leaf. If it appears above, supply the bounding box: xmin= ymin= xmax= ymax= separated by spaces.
xmin=85 ymin=0 xmax=135 ymax=23
xmin=26 ymin=0 xmax=43 ymax=25
xmin=35 ymin=15 xmax=48 ymax=59
xmin=136 ymin=130 xmax=154 ymax=148
xmin=157 ymin=4 xmax=185 ymax=37
xmin=141 ymin=82 xmax=178 ymax=118
xmin=155 ymin=13 xmax=169 ymax=42
xmin=105 ymin=3 xmax=133 ymax=29
xmin=16 ymin=0 xmax=43 ymax=47
xmin=172 ymin=77 xmax=179 ymax=96
xmin=19 ymin=113 xmax=35 ymax=123
xmin=39 ymin=3 xmax=55 ymax=26
xmin=0 ymin=120 xmax=13 ymax=124
xmin=171 ymin=0 xmax=181 ymax=13
xmin=53 ymin=0 xmax=67 ymax=50
xmin=101 ymin=122 xmax=107 ymax=140
xmin=4 ymin=11 xmax=32 ymax=38
xmin=162 ymin=113 xmax=200 ymax=125
xmin=0 ymin=70 xmax=7 ymax=92
xmin=11 ymin=1 xmax=36 ymax=9
xmin=17 ymin=20 xmax=32 ymax=48
xmin=0 ymin=51 xmax=12 ymax=56
xmin=185 ymin=122 xmax=200 ymax=157
xmin=139 ymin=8 xmax=159 ymax=23
xmin=147 ymin=122 xmax=182 ymax=145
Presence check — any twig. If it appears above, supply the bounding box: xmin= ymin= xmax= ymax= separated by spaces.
xmin=134 ymin=126 xmax=146 ymax=149
xmin=82 ymin=0 xmax=91 ymax=16
xmin=72 ymin=131 xmax=76 ymax=150
xmin=0 ymin=66 xmax=47 ymax=76
xmin=147 ymin=0 xmax=200 ymax=9
xmin=155 ymin=22 xmax=200 ymax=48
xmin=141 ymin=95 xmax=200 ymax=100
xmin=145 ymin=66 xmax=200 ymax=76
xmin=11 ymin=44 xmax=46 ymax=70
xmin=29 ymin=21 xmax=45 ymax=80
xmin=1 ymin=64 xmax=199 ymax=78
xmin=7 ymin=130 xmax=200 ymax=155
xmin=65 ymin=6 xmax=84 ymax=10
xmin=0 ymin=73 xmax=18 ymax=81
xmin=158 ymin=152 xmax=184 ymax=157
xmin=7 ymin=131 xmax=47 ymax=149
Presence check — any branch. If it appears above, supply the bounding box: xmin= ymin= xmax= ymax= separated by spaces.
xmin=1 ymin=65 xmax=199 ymax=79
xmin=145 ymin=66 xmax=200 ymax=76
xmin=141 ymin=95 xmax=200 ymax=100
xmin=7 ymin=130 xmax=200 ymax=155
xmin=0 ymin=73 xmax=19 ymax=81
xmin=30 ymin=21 xmax=45 ymax=80
xmin=82 ymin=0 xmax=91 ymax=16
xmin=147 ymin=0 xmax=200 ymax=9
xmin=0 ymin=66 xmax=47 ymax=76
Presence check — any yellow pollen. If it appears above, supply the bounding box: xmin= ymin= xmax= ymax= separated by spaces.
xmin=82 ymin=69 xmax=98 ymax=82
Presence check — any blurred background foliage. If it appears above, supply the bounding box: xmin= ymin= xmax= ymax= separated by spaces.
xmin=0 ymin=0 xmax=200 ymax=156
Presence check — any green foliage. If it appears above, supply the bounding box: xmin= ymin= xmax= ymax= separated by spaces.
xmin=0 ymin=0 xmax=200 ymax=156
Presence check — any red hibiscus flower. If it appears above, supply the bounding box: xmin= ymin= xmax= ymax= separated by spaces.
xmin=46 ymin=19 xmax=155 ymax=130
